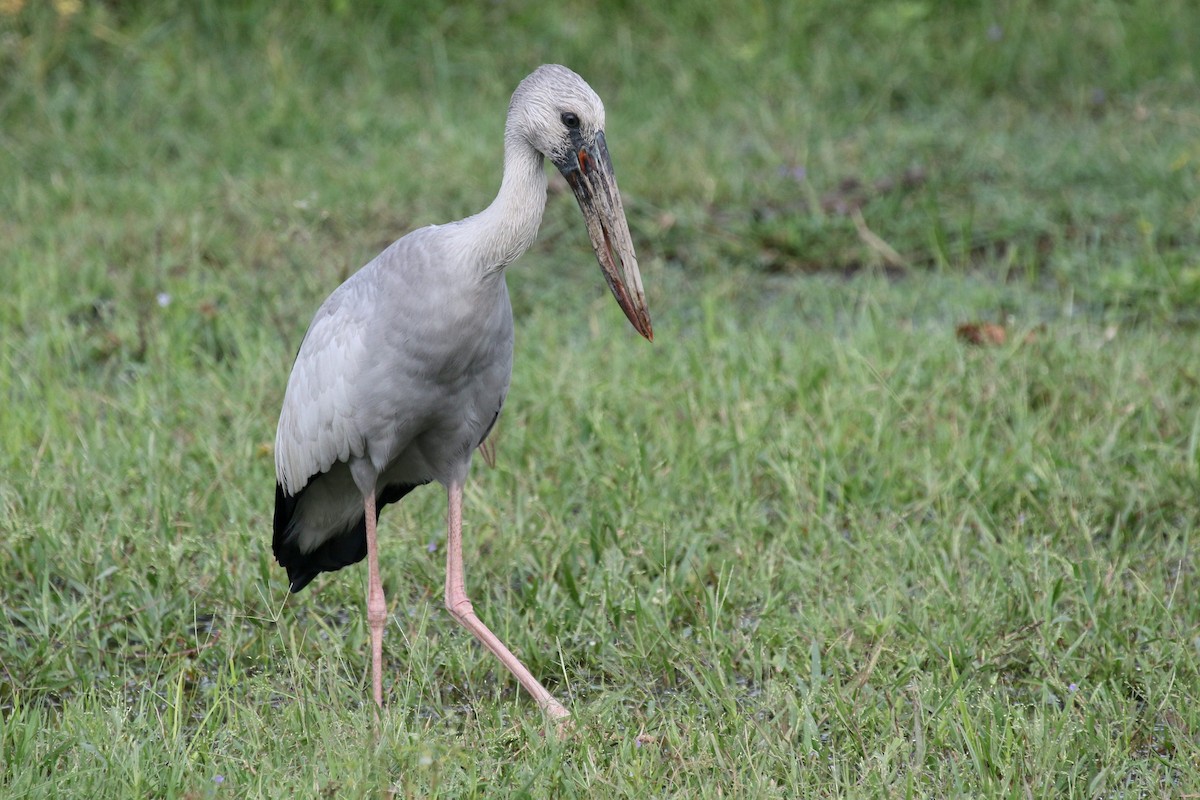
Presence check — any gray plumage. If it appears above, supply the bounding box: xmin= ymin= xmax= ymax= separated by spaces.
xmin=271 ymin=65 xmax=651 ymax=718
xmin=274 ymin=227 xmax=516 ymax=577
xmin=272 ymin=64 xmax=652 ymax=598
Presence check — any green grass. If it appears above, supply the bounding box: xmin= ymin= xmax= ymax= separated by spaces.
xmin=3 ymin=0 xmax=1200 ymax=797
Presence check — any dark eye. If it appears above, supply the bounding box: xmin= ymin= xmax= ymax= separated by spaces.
xmin=561 ymin=112 xmax=581 ymax=129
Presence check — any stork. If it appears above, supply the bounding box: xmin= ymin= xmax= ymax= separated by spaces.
xmin=272 ymin=65 xmax=652 ymax=722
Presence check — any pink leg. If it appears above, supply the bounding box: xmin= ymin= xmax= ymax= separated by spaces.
xmin=444 ymin=482 xmax=570 ymax=721
xmin=364 ymin=489 xmax=385 ymax=709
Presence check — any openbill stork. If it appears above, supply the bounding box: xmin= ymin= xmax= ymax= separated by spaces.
xmin=272 ymin=65 xmax=653 ymax=722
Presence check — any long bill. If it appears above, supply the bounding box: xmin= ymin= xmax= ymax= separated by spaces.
xmin=556 ymin=131 xmax=654 ymax=341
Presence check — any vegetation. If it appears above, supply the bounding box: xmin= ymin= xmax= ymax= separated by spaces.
xmin=2 ymin=0 xmax=1198 ymax=796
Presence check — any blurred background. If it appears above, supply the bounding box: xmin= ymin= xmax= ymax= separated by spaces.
xmin=5 ymin=0 xmax=1198 ymax=315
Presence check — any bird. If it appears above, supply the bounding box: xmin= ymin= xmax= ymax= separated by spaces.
xmin=272 ymin=64 xmax=653 ymax=722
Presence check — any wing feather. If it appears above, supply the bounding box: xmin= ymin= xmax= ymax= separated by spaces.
xmin=275 ymin=271 xmax=375 ymax=496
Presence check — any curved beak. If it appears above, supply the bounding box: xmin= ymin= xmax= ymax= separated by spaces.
xmin=555 ymin=131 xmax=653 ymax=341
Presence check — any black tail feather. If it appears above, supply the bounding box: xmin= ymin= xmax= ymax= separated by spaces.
xmin=273 ymin=479 xmax=426 ymax=593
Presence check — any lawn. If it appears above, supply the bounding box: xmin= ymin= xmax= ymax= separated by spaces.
xmin=2 ymin=1 xmax=1199 ymax=797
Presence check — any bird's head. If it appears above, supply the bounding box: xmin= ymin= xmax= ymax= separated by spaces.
xmin=508 ymin=65 xmax=653 ymax=341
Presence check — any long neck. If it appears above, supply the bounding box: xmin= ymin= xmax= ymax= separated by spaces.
xmin=455 ymin=130 xmax=548 ymax=275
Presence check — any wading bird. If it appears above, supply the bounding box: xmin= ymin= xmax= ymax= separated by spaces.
xmin=272 ymin=65 xmax=653 ymax=722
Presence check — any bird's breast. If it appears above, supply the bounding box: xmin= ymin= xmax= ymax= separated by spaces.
xmin=364 ymin=276 xmax=514 ymax=484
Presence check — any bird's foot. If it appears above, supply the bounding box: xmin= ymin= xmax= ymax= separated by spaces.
xmin=542 ymin=699 xmax=573 ymax=739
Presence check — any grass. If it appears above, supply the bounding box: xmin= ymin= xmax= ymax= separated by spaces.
xmin=2 ymin=0 xmax=1199 ymax=796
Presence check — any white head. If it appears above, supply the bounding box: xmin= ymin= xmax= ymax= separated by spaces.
xmin=506 ymin=64 xmax=607 ymax=166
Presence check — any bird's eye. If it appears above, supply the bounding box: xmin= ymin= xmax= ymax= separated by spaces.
xmin=561 ymin=112 xmax=581 ymax=129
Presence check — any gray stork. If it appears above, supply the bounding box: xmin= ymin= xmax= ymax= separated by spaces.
xmin=272 ymin=65 xmax=652 ymax=722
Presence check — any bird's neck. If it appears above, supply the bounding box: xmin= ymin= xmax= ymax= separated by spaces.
xmin=458 ymin=133 xmax=548 ymax=275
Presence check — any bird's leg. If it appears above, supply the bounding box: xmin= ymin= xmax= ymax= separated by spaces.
xmin=444 ymin=482 xmax=571 ymax=722
xmin=364 ymin=489 xmax=386 ymax=710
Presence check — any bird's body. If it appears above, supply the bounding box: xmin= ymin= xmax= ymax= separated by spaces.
xmin=271 ymin=65 xmax=651 ymax=721
xmin=274 ymin=228 xmax=517 ymax=590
